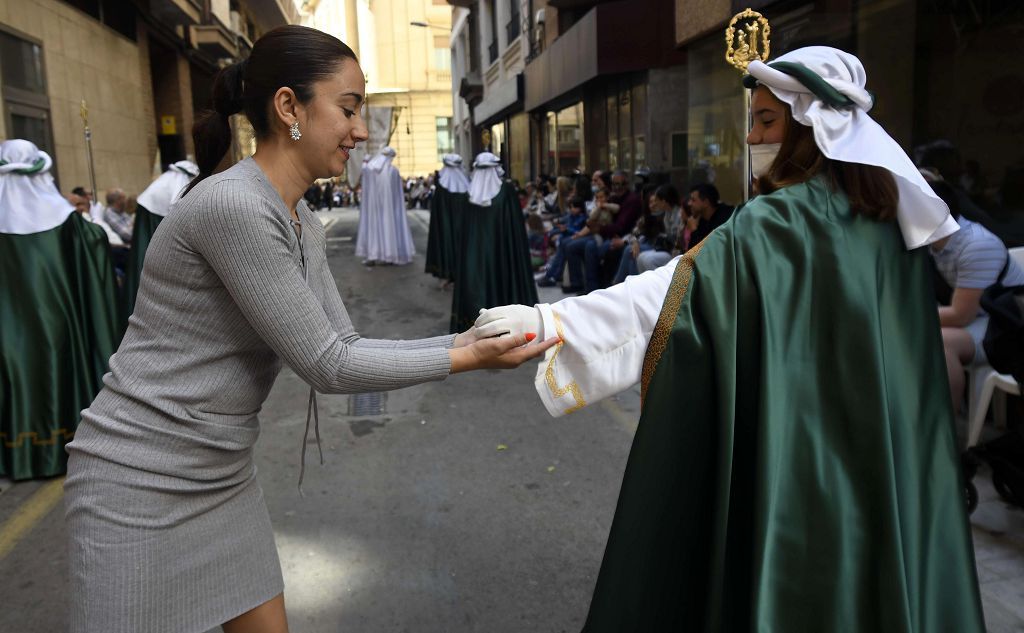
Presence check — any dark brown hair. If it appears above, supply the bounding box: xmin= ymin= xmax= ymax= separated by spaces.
xmin=756 ymin=100 xmax=898 ymax=221
xmin=185 ymin=25 xmax=358 ymax=195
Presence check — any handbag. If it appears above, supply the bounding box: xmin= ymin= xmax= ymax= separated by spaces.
xmin=980 ymin=253 xmax=1024 ymax=389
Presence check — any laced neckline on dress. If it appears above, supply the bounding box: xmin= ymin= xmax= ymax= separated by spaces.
xmin=289 ymin=214 xmax=324 ymax=495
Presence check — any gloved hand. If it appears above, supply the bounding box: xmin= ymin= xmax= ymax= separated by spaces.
xmin=474 ymin=305 xmax=543 ymax=341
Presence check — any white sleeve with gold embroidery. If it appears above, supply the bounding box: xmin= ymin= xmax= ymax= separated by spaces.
xmin=534 ymin=256 xmax=681 ymax=417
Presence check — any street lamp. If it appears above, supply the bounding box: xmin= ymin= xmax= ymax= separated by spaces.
xmin=410 ymin=21 xmax=448 ymax=30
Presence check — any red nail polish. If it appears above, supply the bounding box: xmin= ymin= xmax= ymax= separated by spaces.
xmin=525 ymin=333 xmax=537 ymax=342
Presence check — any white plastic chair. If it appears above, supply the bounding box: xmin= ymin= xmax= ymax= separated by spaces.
xmin=966 ymin=365 xmax=1019 ymax=447
xmin=963 ymin=246 xmax=1024 ymax=447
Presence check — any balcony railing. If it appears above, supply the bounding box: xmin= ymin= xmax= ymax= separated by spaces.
xmin=506 ymin=17 xmax=520 ymax=42
xmin=488 ymin=40 xmax=498 ymax=64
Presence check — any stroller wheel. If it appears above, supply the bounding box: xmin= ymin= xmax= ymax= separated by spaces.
xmin=965 ymin=479 xmax=979 ymax=515
xmin=992 ymin=470 xmax=1014 ymax=503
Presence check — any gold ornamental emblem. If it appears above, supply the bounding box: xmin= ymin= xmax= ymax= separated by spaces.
xmin=725 ymin=8 xmax=771 ymax=72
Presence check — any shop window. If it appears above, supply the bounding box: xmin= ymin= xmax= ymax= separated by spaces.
xmin=617 ymin=88 xmax=632 ymax=172
xmin=670 ymin=132 xmax=688 ymax=168
xmin=606 ymin=94 xmax=618 ymax=171
xmin=687 ymin=34 xmax=745 ymax=204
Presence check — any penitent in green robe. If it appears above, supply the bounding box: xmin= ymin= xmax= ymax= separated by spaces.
xmin=583 ymin=177 xmax=985 ymax=632
xmin=120 ymin=204 xmax=163 ymax=329
xmin=425 ymin=184 xmax=465 ymax=282
xmin=450 ymin=183 xmax=538 ymax=333
xmin=0 ymin=214 xmax=119 ymax=479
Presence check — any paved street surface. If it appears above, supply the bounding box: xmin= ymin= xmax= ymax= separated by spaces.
xmin=0 ymin=206 xmax=642 ymax=633
xmin=0 ymin=206 xmax=1022 ymax=632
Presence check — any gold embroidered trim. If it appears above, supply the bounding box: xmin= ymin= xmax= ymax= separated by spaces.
xmin=545 ymin=312 xmax=587 ymax=415
xmin=0 ymin=428 xmax=75 ymax=448
xmin=640 ymin=240 xmax=707 ymax=405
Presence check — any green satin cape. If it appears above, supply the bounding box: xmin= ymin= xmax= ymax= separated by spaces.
xmin=583 ymin=178 xmax=985 ymax=632
xmin=450 ymin=183 xmax=538 ymax=333
xmin=425 ymin=185 xmax=465 ymax=281
xmin=120 ymin=204 xmax=162 ymax=329
xmin=0 ymin=214 xmax=119 ymax=479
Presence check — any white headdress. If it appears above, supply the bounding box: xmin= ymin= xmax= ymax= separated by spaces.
xmin=468 ymin=152 xmax=504 ymax=206
xmin=367 ymin=146 xmax=397 ymax=172
xmin=137 ymin=160 xmax=198 ymax=217
xmin=745 ymin=46 xmax=958 ymax=249
xmin=0 ymin=139 xmax=74 ymax=234
xmin=438 ymin=153 xmax=470 ymax=193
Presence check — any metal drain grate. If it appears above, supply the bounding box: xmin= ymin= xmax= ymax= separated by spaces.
xmin=348 ymin=392 xmax=387 ymax=416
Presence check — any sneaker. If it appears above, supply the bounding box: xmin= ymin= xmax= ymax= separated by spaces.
xmin=537 ymin=277 xmax=558 ymax=287
xmin=561 ymin=285 xmax=583 ymax=294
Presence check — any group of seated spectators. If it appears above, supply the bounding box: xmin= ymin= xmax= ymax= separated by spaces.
xmin=67 ymin=186 xmax=134 ymax=282
xmin=304 ymin=179 xmax=358 ymax=209
xmin=524 ymin=169 xmax=734 ymax=296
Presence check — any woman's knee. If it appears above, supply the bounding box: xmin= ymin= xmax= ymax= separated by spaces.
xmin=941 ymin=327 xmax=977 ymax=364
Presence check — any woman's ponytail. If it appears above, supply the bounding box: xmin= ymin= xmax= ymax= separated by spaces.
xmin=181 ymin=25 xmax=358 ymax=198
xmin=183 ymin=60 xmax=246 ymax=196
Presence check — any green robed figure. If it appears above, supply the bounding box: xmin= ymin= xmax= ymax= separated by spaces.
xmin=121 ymin=159 xmax=198 ymax=329
xmin=474 ymin=47 xmax=985 ymax=631
xmin=449 ymin=152 xmax=537 ymax=333
xmin=0 ymin=139 xmax=119 ymax=480
xmin=425 ymin=153 xmax=470 ymax=285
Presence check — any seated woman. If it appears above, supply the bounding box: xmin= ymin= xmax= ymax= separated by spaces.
xmin=475 ymin=46 xmax=984 ymax=631
xmin=633 ymin=183 xmax=686 ymax=276
xmin=925 ymin=176 xmax=1024 ymax=414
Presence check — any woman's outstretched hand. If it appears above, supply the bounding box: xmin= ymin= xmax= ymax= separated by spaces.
xmin=448 ymin=333 xmax=560 ymax=374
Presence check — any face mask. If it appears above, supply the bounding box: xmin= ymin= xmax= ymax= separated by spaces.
xmin=749 ymin=143 xmax=781 ymax=178
xmin=591 ymin=185 xmax=599 ymax=194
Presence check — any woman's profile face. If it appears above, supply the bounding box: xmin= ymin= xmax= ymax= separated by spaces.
xmin=746 ymin=86 xmax=787 ymax=146
xmin=301 ymin=59 xmax=369 ymax=178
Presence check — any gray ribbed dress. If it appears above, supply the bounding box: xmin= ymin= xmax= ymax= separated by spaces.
xmin=64 ymin=158 xmax=455 ymax=632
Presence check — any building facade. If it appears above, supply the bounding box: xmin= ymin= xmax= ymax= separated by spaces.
xmin=0 ymin=0 xmax=298 ymax=197
xmin=449 ymin=0 xmax=688 ymax=187
xmin=448 ymin=0 xmax=1023 ymax=238
xmin=308 ymin=0 xmax=455 ymax=177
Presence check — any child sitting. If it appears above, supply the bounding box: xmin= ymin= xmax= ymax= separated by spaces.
xmin=572 ymin=188 xmax=619 ymax=242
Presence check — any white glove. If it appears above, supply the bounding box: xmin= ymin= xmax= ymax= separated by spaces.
xmin=474 ymin=305 xmax=543 ymax=340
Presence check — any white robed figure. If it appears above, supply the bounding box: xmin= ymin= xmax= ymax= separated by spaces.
xmin=355 ymin=146 xmax=415 ymax=265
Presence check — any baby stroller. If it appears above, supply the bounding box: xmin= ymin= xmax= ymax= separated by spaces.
xmin=963 ymin=425 xmax=1024 ymax=514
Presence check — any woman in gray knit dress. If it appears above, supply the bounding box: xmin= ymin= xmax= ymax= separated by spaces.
xmin=63 ymin=26 xmax=556 ymax=633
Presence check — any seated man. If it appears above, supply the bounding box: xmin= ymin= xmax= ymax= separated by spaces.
xmin=927 ymin=178 xmax=1024 ymax=414
xmin=686 ymin=183 xmax=733 ymax=249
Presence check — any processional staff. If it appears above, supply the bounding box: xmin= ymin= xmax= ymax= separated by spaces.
xmin=724 ymin=8 xmax=771 ymax=201
xmin=79 ymin=100 xmax=99 ymax=204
